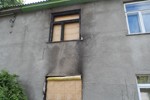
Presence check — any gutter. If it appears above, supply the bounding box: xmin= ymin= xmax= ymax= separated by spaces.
xmin=0 ymin=0 xmax=97 ymax=16
xmin=21 ymin=0 xmax=98 ymax=12
xmin=0 ymin=7 xmax=21 ymax=17
xmin=21 ymin=0 xmax=70 ymax=12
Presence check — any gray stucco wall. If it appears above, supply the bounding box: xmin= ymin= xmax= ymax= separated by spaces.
xmin=0 ymin=0 xmax=149 ymax=100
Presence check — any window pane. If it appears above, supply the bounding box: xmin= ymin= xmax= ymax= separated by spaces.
xmin=126 ymin=2 xmax=150 ymax=12
xmin=137 ymin=76 xmax=150 ymax=84
xmin=52 ymin=25 xmax=61 ymax=42
xmin=64 ymin=23 xmax=79 ymax=41
xmin=143 ymin=13 xmax=150 ymax=33
xmin=128 ymin=14 xmax=141 ymax=33
xmin=140 ymin=88 xmax=150 ymax=100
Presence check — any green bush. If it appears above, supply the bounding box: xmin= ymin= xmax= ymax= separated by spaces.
xmin=0 ymin=0 xmax=23 ymax=8
xmin=0 ymin=70 xmax=27 ymax=100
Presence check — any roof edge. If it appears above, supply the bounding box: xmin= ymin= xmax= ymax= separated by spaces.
xmin=0 ymin=0 xmax=97 ymax=17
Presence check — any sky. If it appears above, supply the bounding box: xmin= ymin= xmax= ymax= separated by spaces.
xmin=24 ymin=0 xmax=46 ymax=4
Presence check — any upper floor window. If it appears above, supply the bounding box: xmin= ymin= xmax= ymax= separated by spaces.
xmin=49 ymin=10 xmax=81 ymax=42
xmin=125 ymin=1 xmax=150 ymax=34
xmin=137 ymin=75 xmax=150 ymax=100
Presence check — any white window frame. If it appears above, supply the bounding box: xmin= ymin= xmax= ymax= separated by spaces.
xmin=124 ymin=0 xmax=150 ymax=35
xmin=137 ymin=84 xmax=150 ymax=100
xmin=136 ymin=75 xmax=150 ymax=100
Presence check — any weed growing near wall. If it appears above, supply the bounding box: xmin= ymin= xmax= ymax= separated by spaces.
xmin=0 ymin=70 xmax=27 ymax=100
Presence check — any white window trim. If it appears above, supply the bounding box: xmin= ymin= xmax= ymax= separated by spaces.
xmin=124 ymin=1 xmax=150 ymax=35
xmin=137 ymin=85 xmax=142 ymax=100
xmin=125 ymin=0 xmax=150 ymax=10
xmin=137 ymin=84 xmax=150 ymax=100
xmin=136 ymin=75 xmax=150 ymax=100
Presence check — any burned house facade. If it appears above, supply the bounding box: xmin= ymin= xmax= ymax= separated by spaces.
xmin=0 ymin=0 xmax=150 ymax=100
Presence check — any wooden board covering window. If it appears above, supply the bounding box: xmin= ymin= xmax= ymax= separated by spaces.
xmin=64 ymin=23 xmax=80 ymax=41
xmin=52 ymin=25 xmax=61 ymax=42
xmin=46 ymin=76 xmax=82 ymax=100
xmin=54 ymin=14 xmax=79 ymax=22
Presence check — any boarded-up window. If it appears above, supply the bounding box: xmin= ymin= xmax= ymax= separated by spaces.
xmin=52 ymin=25 xmax=61 ymax=42
xmin=50 ymin=10 xmax=81 ymax=42
xmin=46 ymin=76 xmax=82 ymax=100
xmin=64 ymin=23 xmax=80 ymax=41
xmin=54 ymin=14 xmax=79 ymax=22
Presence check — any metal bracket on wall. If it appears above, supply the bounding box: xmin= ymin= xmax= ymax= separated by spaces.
xmin=9 ymin=14 xmax=16 ymax=34
xmin=9 ymin=14 xmax=16 ymax=28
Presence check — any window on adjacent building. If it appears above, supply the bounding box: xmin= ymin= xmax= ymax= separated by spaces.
xmin=137 ymin=75 xmax=150 ymax=100
xmin=125 ymin=1 xmax=150 ymax=34
xmin=49 ymin=10 xmax=81 ymax=42
xmin=46 ymin=75 xmax=82 ymax=100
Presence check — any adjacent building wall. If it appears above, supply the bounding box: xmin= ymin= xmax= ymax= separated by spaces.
xmin=0 ymin=0 xmax=149 ymax=100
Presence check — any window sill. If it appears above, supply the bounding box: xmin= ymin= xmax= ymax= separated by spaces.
xmin=126 ymin=32 xmax=150 ymax=36
xmin=46 ymin=39 xmax=83 ymax=44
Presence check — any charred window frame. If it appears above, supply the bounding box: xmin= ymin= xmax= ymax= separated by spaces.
xmin=49 ymin=9 xmax=81 ymax=43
